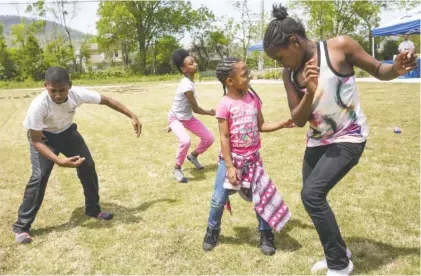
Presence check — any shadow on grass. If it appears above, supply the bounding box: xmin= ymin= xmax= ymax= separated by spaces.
xmin=347 ymin=236 xmax=419 ymax=274
xmin=185 ymin=163 xmax=218 ymax=182
xmin=219 ymin=218 xmax=312 ymax=252
xmin=31 ymin=199 xmax=176 ymax=237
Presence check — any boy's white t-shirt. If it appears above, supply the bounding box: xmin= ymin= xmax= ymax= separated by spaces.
xmin=23 ymin=86 xmax=101 ymax=134
xmin=170 ymin=77 xmax=196 ymax=120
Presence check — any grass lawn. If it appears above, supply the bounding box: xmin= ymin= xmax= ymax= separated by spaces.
xmin=0 ymin=82 xmax=419 ymax=274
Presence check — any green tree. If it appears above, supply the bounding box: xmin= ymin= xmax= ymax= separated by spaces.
xmin=151 ymin=35 xmax=181 ymax=74
xmin=11 ymin=23 xmax=27 ymax=48
xmin=352 ymin=1 xmax=382 ymax=55
xmin=13 ymin=33 xmax=44 ymax=80
xmin=379 ymin=39 xmax=400 ymax=60
xmin=0 ymin=24 xmax=17 ymax=80
xmin=124 ymin=0 xmax=195 ymax=74
xmin=97 ymin=2 xmax=137 ymax=67
xmin=209 ymin=30 xmax=230 ymax=59
xmin=78 ymin=37 xmax=91 ymax=73
xmin=43 ymin=36 xmax=73 ymax=69
xmin=232 ymin=0 xmax=260 ymax=60
xmin=189 ymin=6 xmax=216 ymax=70
xmin=25 ymin=0 xmax=47 ymax=46
xmin=48 ymin=0 xmax=78 ymax=72
xmin=289 ymin=1 xmax=383 ymax=40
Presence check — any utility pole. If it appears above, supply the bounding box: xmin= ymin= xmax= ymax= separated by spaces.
xmin=258 ymin=0 xmax=264 ymax=73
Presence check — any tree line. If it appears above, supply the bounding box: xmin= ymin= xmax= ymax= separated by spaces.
xmin=0 ymin=0 xmax=418 ymax=82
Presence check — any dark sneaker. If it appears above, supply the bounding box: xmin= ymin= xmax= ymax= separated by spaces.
xmin=187 ymin=154 xmax=204 ymax=170
xmin=260 ymin=230 xmax=276 ymax=256
xmin=96 ymin=211 xmax=113 ymax=220
xmin=203 ymin=227 xmax=220 ymax=251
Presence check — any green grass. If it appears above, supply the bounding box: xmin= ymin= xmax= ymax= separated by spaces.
xmin=0 ymin=82 xmax=419 ymax=274
xmin=0 ymin=74 xmax=216 ymax=89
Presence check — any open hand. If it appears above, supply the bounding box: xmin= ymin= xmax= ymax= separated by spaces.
xmin=131 ymin=116 xmax=142 ymax=137
xmin=164 ymin=126 xmax=172 ymax=133
xmin=282 ymin=119 xmax=296 ymax=128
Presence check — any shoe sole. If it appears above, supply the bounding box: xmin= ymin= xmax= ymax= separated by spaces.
xmin=173 ymin=173 xmax=188 ymax=183
xmin=175 ymin=177 xmax=188 ymax=183
xmin=19 ymin=238 xmax=32 ymax=244
xmin=261 ymin=249 xmax=276 ymax=256
xmin=86 ymin=214 xmax=114 ymax=220
xmin=203 ymin=245 xmax=215 ymax=251
xmin=203 ymin=243 xmax=217 ymax=251
xmin=97 ymin=215 xmax=114 ymax=220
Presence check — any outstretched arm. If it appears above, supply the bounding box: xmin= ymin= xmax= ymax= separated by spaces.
xmin=100 ymin=95 xmax=142 ymax=137
xmin=257 ymin=109 xmax=295 ymax=132
xmin=185 ymin=91 xmax=215 ymax=116
xmin=341 ymin=35 xmax=418 ymax=80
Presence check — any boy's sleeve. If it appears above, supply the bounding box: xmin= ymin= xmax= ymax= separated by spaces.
xmin=23 ymin=104 xmax=46 ymax=131
xmin=216 ymin=100 xmax=229 ymax=120
xmin=73 ymin=87 xmax=101 ymax=106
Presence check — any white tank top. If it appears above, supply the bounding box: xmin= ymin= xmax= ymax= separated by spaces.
xmin=291 ymin=41 xmax=368 ymax=147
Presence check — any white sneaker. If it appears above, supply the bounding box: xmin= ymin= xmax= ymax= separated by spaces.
xmin=173 ymin=168 xmax=188 ymax=183
xmin=326 ymin=260 xmax=353 ymax=276
xmin=311 ymin=248 xmax=352 ymax=273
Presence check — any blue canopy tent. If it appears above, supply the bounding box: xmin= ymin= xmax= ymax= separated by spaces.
xmin=247 ymin=40 xmax=267 ymax=73
xmin=247 ymin=40 xmax=282 ymax=78
xmin=372 ymin=6 xmax=420 ymax=37
xmin=372 ymin=6 xmax=420 ymax=78
xmin=248 ymin=40 xmax=263 ymax=52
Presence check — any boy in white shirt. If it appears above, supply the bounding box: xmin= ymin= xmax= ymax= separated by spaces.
xmin=13 ymin=66 xmax=142 ymax=244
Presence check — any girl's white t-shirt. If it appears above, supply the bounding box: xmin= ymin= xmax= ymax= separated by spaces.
xmin=170 ymin=77 xmax=196 ymax=120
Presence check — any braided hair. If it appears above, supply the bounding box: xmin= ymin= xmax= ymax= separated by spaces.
xmin=263 ymin=4 xmax=307 ymax=53
xmin=216 ymin=57 xmax=240 ymax=95
xmin=171 ymin=49 xmax=190 ymax=73
xmin=215 ymin=57 xmax=261 ymax=103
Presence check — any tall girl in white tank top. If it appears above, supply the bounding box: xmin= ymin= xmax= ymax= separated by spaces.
xmin=263 ymin=4 xmax=418 ymax=275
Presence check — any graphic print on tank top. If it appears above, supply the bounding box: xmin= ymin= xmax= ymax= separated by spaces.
xmin=291 ymin=41 xmax=368 ymax=147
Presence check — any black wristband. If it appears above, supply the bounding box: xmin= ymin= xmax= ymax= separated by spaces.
xmin=375 ymin=63 xmax=382 ymax=77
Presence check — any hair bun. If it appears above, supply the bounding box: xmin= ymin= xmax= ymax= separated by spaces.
xmin=272 ymin=4 xmax=288 ymax=21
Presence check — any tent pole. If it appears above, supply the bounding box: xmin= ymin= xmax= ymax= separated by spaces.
xmin=275 ymin=60 xmax=277 ymax=80
xmin=372 ymin=36 xmax=375 ymax=58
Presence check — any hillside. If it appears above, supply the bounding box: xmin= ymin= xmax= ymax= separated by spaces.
xmin=0 ymin=15 xmax=90 ymax=47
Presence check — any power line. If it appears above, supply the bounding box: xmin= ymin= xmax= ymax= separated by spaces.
xmin=0 ymin=0 xmax=103 ymax=5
